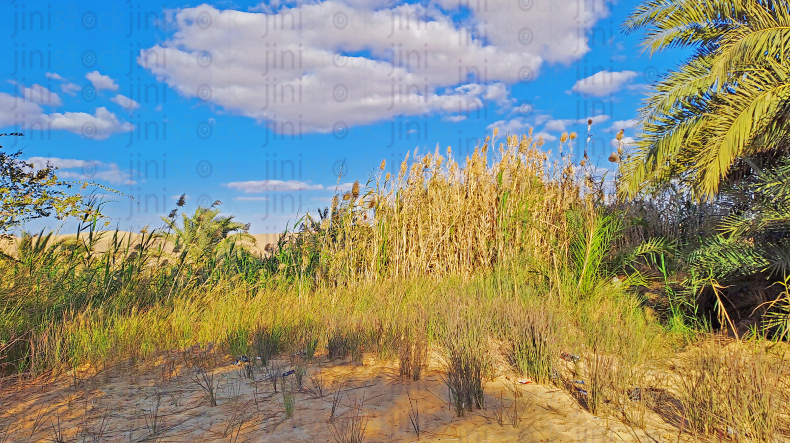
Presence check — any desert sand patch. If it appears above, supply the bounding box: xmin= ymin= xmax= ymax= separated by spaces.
xmin=0 ymin=348 xmax=686 ymax=443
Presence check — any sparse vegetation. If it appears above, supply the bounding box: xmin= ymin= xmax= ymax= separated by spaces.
xmin=2 ymin=121 xmax=789 ymax=439
xmin=3 ymin=2 xmax=790 ymax=436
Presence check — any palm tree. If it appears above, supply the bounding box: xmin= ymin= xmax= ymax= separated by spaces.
xmin=162 ymin=204 xmax=251 ymax=261
xmin=161 ymin=201 xmax=253 ymax=294
xmin=621 ymin=0 xmax=790 ymax=333
xmin=621 ymin=0 xmax=790 ymax=200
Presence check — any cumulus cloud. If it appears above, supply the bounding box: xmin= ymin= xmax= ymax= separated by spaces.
xmin=43 ymin=73 xmax=81 ymax=96
xmin=570 ymin=71 xmax=639 ymax=97
xmin=535 ymin=131 xmax=557 ymax=142
xmin=18 ymin=84 xmax=62 ymax=107
xmin=0 ymin=93 xmax=135 ymax=140
xmin=111 ymin=94 xmax=141 ymax=111
xmin=486 ymin=118 xmax=530 ymax=135
xmin=26 ymin=157 xmax=135 ymax=185
xmin=47 ymin=107 xmax=133 ymax=140
xmin=543 ymin=115 xmax=610 ymax=132
xmin=86 ymin=71 xmax=119 ymax=91
xmin=442 ymin=115 xmax=467 ymax=123
xmin=607 ymin=119 xmax=639 ymax=132
xmin=235 ymin=196 xmax=270 ymax=201
xmin=0 ymin=93 xmax=44 ymax=126
xmin=139 ymin=1 xmax=608 ymax=132
xmin=224 ymin=180 xmax=324 ymax=193
xmin=333 ymin=182 xmax=357 ymax=192
xmin=61 ymin=83 xmax=81 ymax=96
xmin=611 ymin=136 xmax=636 ymax=149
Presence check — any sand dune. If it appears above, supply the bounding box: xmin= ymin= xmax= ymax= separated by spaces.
xmin=0 ymin=231 xmax=286 ymax=257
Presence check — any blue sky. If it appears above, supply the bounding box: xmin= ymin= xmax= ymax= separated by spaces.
xmin=1 ymin=0 xmax=686 ymax=234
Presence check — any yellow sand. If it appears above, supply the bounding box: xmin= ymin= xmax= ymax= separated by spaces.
xmin=0 ymin=351 xmax=687 ymax=442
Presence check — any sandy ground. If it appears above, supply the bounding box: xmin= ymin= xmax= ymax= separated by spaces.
xmin=0 ymin=348 xmax=687 ymax=443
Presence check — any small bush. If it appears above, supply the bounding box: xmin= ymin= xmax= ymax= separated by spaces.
xmin=252 ymin=324 xmax=282 ymax=365
xmin=676 ymin=339 xmax=790 ymax=441
xmin=505 ymin=303 xmax=557 ymax=384
xmin=226 ymin=329 xmax=251 ymax=357
xmin=328 ymin=327 xmax=349 ymax=360
xmin=283 ymin=391 xmax=295 ymax=418
xmin=441 ymin=306 xmax=492 ymax=416
xmin=328 ymin=396 xmax=368 ymax=443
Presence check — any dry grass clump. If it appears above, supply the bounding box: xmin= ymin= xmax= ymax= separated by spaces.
xmin=502 ymin=302 xmax=559 ymax=384
xmin=440 ymin=299 xmax=494 ymax=416
xmin=396 ymin=309 xmax=428 ymax=381
xmin=252 ymin=323 xmax=283 ymax=365
xmin=675 ymin=339 xmax=790 ymax=441
xmin=328 ymin=395 xmax=368 ymax=443
xmin=317 ymin=130 xmax=580 ymax=283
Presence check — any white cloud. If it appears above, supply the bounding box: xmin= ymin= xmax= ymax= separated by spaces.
xmin=19 ymin=84 xmax=62 ymax=107
xmin=333 ymin=182 xmax=356 ymax=192
xmin=570 ymin=71 xmax=639 ymax=97
xmin=111 ymin=94 xmax=141 ymax=111
xmin=26 ymin=157 xmax=135 ymax=185
xmin=543 ymin=115 xmax=610 ymax=132
xmin=432 ymin=0 xmax=608 ymax=64
xmin=482 ymin=83 xmax=512 ymax=107
xmin=224 ymin=180 xmax=324 ymax=193
xmin=543 ymin=119 xmax=568 ymax=132
xmin=487 ymin=118 xmax=529 ymax=135
xmin=44 ymin=72 xmax=81 ymax=97
xmin=535 ymin=131 xmax=557 ymax=142
xmin=47 ymin=107 xmax=134 ymax=140
xmin=61 ymin=82 xmax=81 ymax=96
xmin=610 ymin=136 xmax=636 ymax=149
xmin=607 ymin=119 xmax=639 ymax=132
xmin=0 ymin=93 xmax=44 ymax=126
xmin=442 ymin=115 xmax=467 ymax=123
xmin=235 ymin=196 xmax=270 ymax=201
xmin=139 ymin=2 xmax=609 ymax=132
xmin=86 ymin=71 xmax=119 ymax=91
xmin=533 ymin=114 xmax=552 ymax=126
